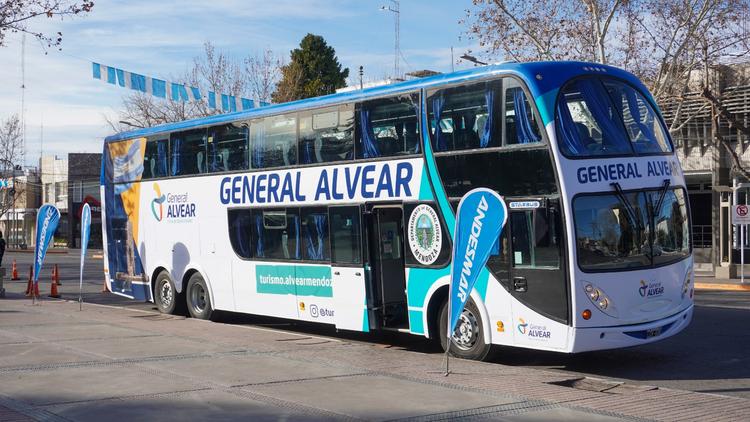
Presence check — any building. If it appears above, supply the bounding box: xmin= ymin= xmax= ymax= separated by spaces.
xmin=662 ymin=61 xmax=750 ymax=277
xmin=0 ymin=167 xmax=41 ymax=248
xmin=67 ymin=153 xmax=102 ymax=249
xmin=40 ymin=155 xmax=69 ymax=246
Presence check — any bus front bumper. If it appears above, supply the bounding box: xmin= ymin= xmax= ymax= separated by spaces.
xmin=568 ymin=304 xmax=693 ymax=353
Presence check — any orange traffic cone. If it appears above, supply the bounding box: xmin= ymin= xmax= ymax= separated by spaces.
xmin=52 ymin=264 xmax=61 ymax=286
xmin=11 ymin=259 xmax=19 ymax=280
xmin=24 ymin=266 xmax=33 ymax=296
xmin=48 ymin=278 xmax=60 ymax=298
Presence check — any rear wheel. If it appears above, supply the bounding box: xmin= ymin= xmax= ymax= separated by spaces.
xmin=154 ymin=271 xmax=185 ymax=315
xmin=438 ymin=298 xmax=494 ymax=361
xmin=186 ymin=272 xmax=213 ymax=320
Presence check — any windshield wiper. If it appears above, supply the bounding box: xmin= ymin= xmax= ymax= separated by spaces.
xmin=653 ymin=179 xmax=671 ymax=219
xmin=610 ymin=182 xmax=643 ymax=232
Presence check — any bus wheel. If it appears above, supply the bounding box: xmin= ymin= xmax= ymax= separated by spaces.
xmin=186 ymin=273 xmax=213 ymax=320
xmin=154 ymin=271 xmax=184 ymax=315
xmin=438 ymin=299 xmax=494 ymax=361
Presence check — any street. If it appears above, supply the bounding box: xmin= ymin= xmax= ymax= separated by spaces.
xmin=0 ymin=250 xmax=749 ymax=421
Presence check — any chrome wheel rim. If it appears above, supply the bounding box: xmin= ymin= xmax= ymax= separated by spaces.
xmin=189 ymin=282 xmax=206 ymax=315
xmin=452 ymin=309 xmax=479 ymax=351
xmin=159 ymin=281 xmax=173 ymax=309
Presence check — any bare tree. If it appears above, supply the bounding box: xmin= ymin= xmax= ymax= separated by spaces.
xmin=0 ymin=114 xmax=24 ymax=221
xmin=0 ymin=0 xmax=94 ymax=49
xmin=245 ymin=48 xmax=282 ymax=105
xmin=464 ymin=0 xmax=750 ymax=132
xmin=111 ymin=42 xmax=263 ymax=130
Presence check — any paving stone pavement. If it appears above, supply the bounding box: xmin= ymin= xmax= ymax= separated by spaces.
xmin=0 ymin=295 xmax=747 ymax=421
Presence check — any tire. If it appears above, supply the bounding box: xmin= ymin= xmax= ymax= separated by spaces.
xmin=186 ymin=272 xmax=213 ymax=320
xmin=438 ymin=298 xmax=494 ymax=361
xmin=154 ymin=271 xmax=185 ymax=315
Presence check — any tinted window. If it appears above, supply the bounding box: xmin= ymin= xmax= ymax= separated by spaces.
xmin=251 ymin=114 xmax=297 ymax=169
xmin=603 ymin=80 xmax=672 ymax=154
xmin=228 ymin=209 xmax=253 ymax=259
xmin=170 ymin=129 xmax=207 ymax=176
xmin=574 ymin=188 xmax=689 ymax=271
xmin=143 ymin=138 xmax=168 ymax=179
xmin=427 ymin=80 xmax=502 ymax=152
xmin=208 ymin=123 xmax=249 ymax=172
xmin=252 ymin=208 xmax=300 ymax=260
xmin=356 ymin=93 xmax=420 ymax=159
xmin=556 ymin=77 xmax=672 ymax=157
xmin=509 ymin=209 xmax=561 ymax=269
xmin=301 ymin=207 xmax=330 ymax=261
xmin=435 ymin=148 xmax=557 ymax=199
xmin=505 ymin=79 xmax=542 ymax=145
xmin=299 ymin=105 xmax=354 ymax=164
xmin=329 ymin=206 xmax=362 ymax=265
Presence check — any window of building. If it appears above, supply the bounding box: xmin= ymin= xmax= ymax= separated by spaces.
xmin=504 ymin=79 xmax=542 ymax=145
xmin=207 ymin=123 xmax=249 ymax=172
xmin=170 ymin=129 xmax=207 ymax=176
xmin=252 ymin=208 xmax=300 ymax=260
xmin=299 ymin=104 xmax=355 ymax=164
xmin=329 ymin=206 xmax=362 ymax=265
xmin=301 ymin=207 xmax=330 ymax=261
xmin=251 ymin=114 xmax=297 ymax=169
xmin=71 ymin=180 xmax=83 ymax=202
xmin=427 ymin=80 xmax=502 ymax=152
xmin=356 ymin=93 xmax=420 ymax=159
xmin=54 ymin=181 xmax=67 ymax=203
xmin=143 ymin=138 xmax=169 ymax=179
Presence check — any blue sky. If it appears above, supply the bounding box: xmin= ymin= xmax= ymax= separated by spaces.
xmin=0 ymin=0 xmax=480 ymax=166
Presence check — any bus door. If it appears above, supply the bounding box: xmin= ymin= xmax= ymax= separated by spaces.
xmin=503 ymin=199 xmax=569 ymax=326
xmin=329 ymin=206 xmax=369 ymax=331
xmin=366 ymin=206 xmax=408 ymax=329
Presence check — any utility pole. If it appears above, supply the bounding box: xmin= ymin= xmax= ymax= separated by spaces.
xmin=359 ymin=66 xmax=364 ymax=90
xmin=380 ymin=0 xmax=400 ymax=79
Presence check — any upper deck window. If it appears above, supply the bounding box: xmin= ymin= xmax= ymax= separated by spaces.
xmin=556 ymin=77 xmax=672 ymax=158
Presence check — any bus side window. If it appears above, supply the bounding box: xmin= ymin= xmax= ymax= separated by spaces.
xmin=301 ymin=207 xmax=330 ymax=261
xmin=252 ymin=208 xmax=301 ymax=260
xmin=227 ymin=209 xmax=253 ymax=259
xmin=355 ymin=93 xmax=420 ymax=159
xmin=299 ymin=104 xmax=354 ymax=164
xmin=329 ymin=206 xmax=362 ymax=265
xmin=143 ymin=138 xmax=168 ymax=179
xmin=504 ymin=79 xmax=542 ymax=145
xmin=208 ymin=123 xmax=248 ymax=172
xmin=170 ymin=129 xmax=207 ymax=176
xmin=510 ymin=208 xmax=561 ymax=269
xmin=251 ymin=114 xmax=297 ymax=169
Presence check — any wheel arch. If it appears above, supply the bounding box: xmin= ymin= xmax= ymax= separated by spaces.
xmin=422 ymin=278 xmax=493 ymax=345
xmin=180 ymin=264 xmax=216 ymax=310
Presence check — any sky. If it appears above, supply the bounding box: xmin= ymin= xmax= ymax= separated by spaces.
xmin=0 ymin=0 xmax=480 ymax=166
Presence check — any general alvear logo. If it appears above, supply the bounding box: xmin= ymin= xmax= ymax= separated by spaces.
xmin=151 ymin=183 xmax=166 ymax=221
xmin=407 ymin=204 xmax=442 ymax=265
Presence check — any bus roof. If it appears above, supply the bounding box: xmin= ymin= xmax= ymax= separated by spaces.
xmin=104 ymin=61 xmax=643 ymax=143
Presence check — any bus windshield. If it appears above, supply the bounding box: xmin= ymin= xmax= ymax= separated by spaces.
xmin=574 ymin=187 xmax=690 ymax=271
xmin=556 ymin=77 xmax=672 ymax=158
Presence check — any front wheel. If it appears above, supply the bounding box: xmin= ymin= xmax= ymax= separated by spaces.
xmin=186 ymin=272 xmax=213 ymax=320
xmin=438 ymin=298 xmax=494 ymax=361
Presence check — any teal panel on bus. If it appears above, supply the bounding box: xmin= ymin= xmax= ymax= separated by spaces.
xmin=418 ymin=168 xmax=434 ymax=201
xmin=407 ymin=267 xmax=449 ymax=309
xmin=409 ymin=310 xmax=424 ymax=335
xmin=473 ymin=269 xmax=492 ymax=300
xmin=535 ymin=88 xmax=558 ymax=127
xmin=362 ymin=308 xmax=370 ymax=332
xmin=256 ymin=264 xmax=333 ymax=297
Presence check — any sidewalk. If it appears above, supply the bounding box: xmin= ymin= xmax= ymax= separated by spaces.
xmin=695 ymin=276 xmax=750 ymax=291
xmin=1 ymin=291 xmax=749 ymax=421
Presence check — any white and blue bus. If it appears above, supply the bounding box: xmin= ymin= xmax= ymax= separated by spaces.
xmin=101 ymin=62 xmax=693 ymax=360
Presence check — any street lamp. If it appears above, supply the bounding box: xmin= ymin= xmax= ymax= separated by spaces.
xmin=379 ymin=0 xmax=400 ymax=79
xmin=119 ymin=120 xmax=145 ymax=129
xmin=460 ymin=54 xmax=488 ymax=66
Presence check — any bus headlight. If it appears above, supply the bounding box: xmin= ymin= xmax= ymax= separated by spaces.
xmin=583 ymin=283 xmax=617 ymax=317
xmin=682 ymin=269 xmax=692 ymax=300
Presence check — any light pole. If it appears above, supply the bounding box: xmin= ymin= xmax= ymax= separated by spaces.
xmin=119 ymin=120 xmax=145 ymax=129
xmin=380 ymin=0 xmax=400 ymax=79
xmin=460 ymin=54 xmax=488 ymax=66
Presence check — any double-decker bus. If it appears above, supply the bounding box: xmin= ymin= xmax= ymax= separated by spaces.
xmin=101 ymin=62 xmax=693 ymax=360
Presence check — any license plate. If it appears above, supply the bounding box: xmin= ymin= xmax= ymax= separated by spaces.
xmin=646 ymin=327 xmax=662 ymax=338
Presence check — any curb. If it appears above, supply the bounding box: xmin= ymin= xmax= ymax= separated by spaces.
xmin=694 ymin=282 xmax=750 ymax=291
